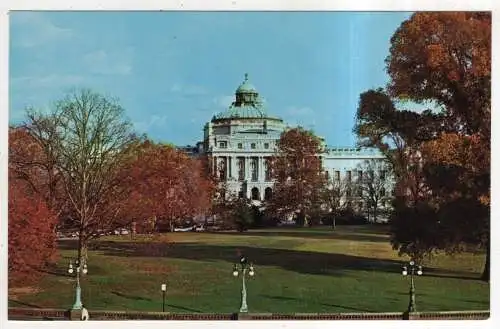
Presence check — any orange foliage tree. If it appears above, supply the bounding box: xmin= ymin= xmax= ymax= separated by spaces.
xmin=9 ymin=127 xmax=66 ymax=216
xmin=8 ymin=127 xmax=60 ymax=286
xmin=118 ymin=141 xmax=214 ymax=232
xmin=355 ymin=12 xmax=490 ymax=280
xmin=8 ymin=175 xmax=58 ymax=287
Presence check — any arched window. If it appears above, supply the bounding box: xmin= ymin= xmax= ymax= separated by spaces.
xmin=251 ymin=187 xmax=260 ymax=200
xmin=264 ymin=187 xmax=273 ymax=201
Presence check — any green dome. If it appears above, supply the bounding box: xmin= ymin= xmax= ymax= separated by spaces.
xmin=211 ymin=73 xmax=283 ymax=122
xmin=235 ymin=73 xmax=257 ymax=93
xmin=213 ymin=104 xmax=265 ymax=120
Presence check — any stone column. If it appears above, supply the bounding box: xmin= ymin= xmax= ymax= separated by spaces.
xmin=224 ymin=156 xmax=228 ymax=180
xmin=213 ymin=156 xmax=217 ymax=177
xmin=258 ymin=156 xmax=264 ymax=182
xmin=245 ymin=156 xmax=250 ymax=181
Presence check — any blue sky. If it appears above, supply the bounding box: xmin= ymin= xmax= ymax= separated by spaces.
xmin=9 ymin=11 xmax=412 ymax=146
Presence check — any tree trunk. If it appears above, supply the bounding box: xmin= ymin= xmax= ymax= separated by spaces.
xmin=332 ymin=217 xmax=336 ymax=230
xmin=77 ymin=230 xmax=88 ymax=266
xmin=481 ymin=240 xmax=490 ymax=281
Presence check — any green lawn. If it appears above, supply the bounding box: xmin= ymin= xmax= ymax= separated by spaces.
xmin=8 ymin=226 xmax=489 ymax=313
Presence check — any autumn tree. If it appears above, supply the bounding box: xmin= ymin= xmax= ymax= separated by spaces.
xmin=354 ymin=12 xmax=490 ymax=280
xmin=267 ymin=127 xmax=326 ymax=226
xmin=21 ymin=89 xmax=138 ymax=266
xmin=387 ymin=12 xmax=490 ymax=137
xmin=120 ymin=141 xmax=214 ymax=232
xmin=8 ymin=175 xmax=58 ymax=287
xmin=9 ymin=126 xmax=66 ymax=218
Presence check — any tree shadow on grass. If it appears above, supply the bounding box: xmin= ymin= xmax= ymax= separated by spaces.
xmin=39 ymin=268 xmax=71 ymax=278
xmin=320 ymin=303 xmax=372 ymax=313
xmin=58 ymin=240 xmax=481 ymax=280
xmin=8 ymin=299 xmax=41 ymax=308
xmin=260 ymin=294 xmax=300 ymax=301
xmin=418 ymin=268 xmax=482 ymax=281
xmin=109 ymin=291 xmax=202 ymax=312
xmin=111 ymin=291 xmax=152 ymax=302
xmin=259 ymin=295 xmax=373 ymax=312
xmin=59 ymin=240 xmax=401 ymax=277
xmin=215 ymin=230 xmax=391 ymax=243
xmin=165 ymin=304 xmax=202 ymax=313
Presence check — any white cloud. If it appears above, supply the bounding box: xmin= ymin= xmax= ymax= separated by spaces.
xmin=10 ymin=12 xmax=73 ymax=48
xmin=83 ymin=48 xmax=134 ymax=76
xmin=10 ymin=74 xmax=85 ymax=89
xmin=134 ymin=115 xmax=168 ymax=132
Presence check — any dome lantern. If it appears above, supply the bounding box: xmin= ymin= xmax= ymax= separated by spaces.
xmin=235 ymin=73 xmax=259 ymax=104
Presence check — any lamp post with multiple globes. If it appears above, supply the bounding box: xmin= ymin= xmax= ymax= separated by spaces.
xmin=68 ymin=260 xmax=88 ymax=310
xmin=402 ymin=260 xmax=423 ymax=316
xmin=232 ymin=256 xmax=255 ymax=313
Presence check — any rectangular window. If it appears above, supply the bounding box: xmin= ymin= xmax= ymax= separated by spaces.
xmin=335 ymin=171 xmax=340 ymax=180
xmin=251 ymin=143 xmax=256 ymax=149
xmin=358 ymin=170 xmax=363 ymax=180
xmin=238 ymin=143 xmax=243 ymax=149
xmin=264 ymin=142 xmax=269 ymax=149
xmin=325 ymin=170 xmax=329 ymax=179
xmin=219 ymin=141 xmax=227 ymax=149
xmin=251 ymin=157 xmax=258 ymax=181
xmin=237 ymin=158 xmax=245 ymax=181
xmin=265 ymin=158 xmax=272 ymax=181
xmin=346 ymin=171 xmax=352 ymax=182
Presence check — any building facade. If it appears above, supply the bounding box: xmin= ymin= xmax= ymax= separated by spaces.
xmin=182 ymin=74 xmax=393 ymax=215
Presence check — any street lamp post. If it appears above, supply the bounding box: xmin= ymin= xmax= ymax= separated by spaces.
xmin=161 ymin=283 xmax=167 ymax=312
xmin=402 ymin=260 xmax=423 ymax=316
xmin=232 ymin=256 xmax=255 ymax=313
xmin=68 ymin=260 xmax=88 ymax=310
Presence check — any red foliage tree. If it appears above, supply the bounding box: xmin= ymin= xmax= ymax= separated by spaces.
xmin=8 ymin=177 xmax=58 ymax=287
xmin=8 ymin=127 xmax=59 ymax=286
xmin=267 ymin=127 xmax=326 ymax=226
xmin=9 ymin=126 xmax=65 ymax=215
xmin=118 ymin=141 xmax=214 ymax=232
xmin=355 ymin=13 xmax=490 ymax=279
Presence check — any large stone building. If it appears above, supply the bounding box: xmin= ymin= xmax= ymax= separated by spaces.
xmin=179 ymin=74 xmax=392 ymax=217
